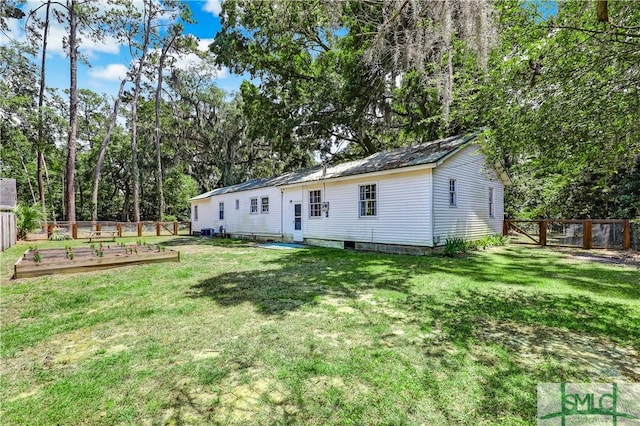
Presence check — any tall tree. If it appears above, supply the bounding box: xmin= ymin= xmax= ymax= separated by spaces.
xmin=63 ymin=0 xmax=79 ymax=223
xmin=33 ymin=1 xmax=52 ymax=225
xmin=478 ymin=0 xmax=640 ymax=218
xmin=111 ymin=0 xmax=189 ymax=222
xmin=90 ymin=78 xmax=127 ymax=222
xmin=151 ymin=25 xmax=194 ymax=220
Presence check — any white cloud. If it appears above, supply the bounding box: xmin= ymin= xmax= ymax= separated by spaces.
xmin=170 ymin=52 xmax=228 ymax=79
xmin=89 ymin=63 xmax=129 ymax=81
xmin=197 ymin=38 xmax=215 ymax=52
xmin=168 ymin=38 xmax=227 ymax=79
xmin=46 ymin=25 xmax=121 ymax=59
xmin=203 ymin=0 xmax=222 ymax=16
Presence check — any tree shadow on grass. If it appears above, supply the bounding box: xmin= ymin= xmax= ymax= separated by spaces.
xmin=407 ymin=288 xmax=640 ymax=349
xmin=432 ymin=246 xmax=640 ymax=300
xmin=187 ymin=248 xmax=420 ymax=315
xmin=187 ymin=245 xmax=639 ymax=322
xmin=185 ymin=245 xmax=640 ymax=422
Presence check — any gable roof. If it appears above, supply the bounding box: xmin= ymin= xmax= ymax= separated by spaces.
xmin=191 ymin=132 xmax=478 ymax=201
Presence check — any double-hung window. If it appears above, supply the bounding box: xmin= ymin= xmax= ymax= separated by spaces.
xmin=250 ymin=198 xmax=258 ymax=214
xmin=359 ymin=184 xmax=377 ymax=217
xmin=309 ymin=190 xmax=322 ymax=217
xmin=219 ymin=202 xmax=224 ymax=220
xmin=235 ymin=199 xmax=239 ymax=210
xmin=261 ymin=197 xmax=269 ymax=214
xmin=194 ymin=205 xmax=198 ymax=221
xmin=449 ymin=179 xmax=457 ymax=206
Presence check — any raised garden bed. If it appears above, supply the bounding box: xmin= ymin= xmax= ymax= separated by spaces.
xmin=13 ymin=243 xmax=179 ymax=279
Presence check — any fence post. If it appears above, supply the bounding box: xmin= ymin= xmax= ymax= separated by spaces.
xmin=117 ymin=223 xmax=123 ymax=238
xmin=623 ymin=220 xmax=631 ymax=250
xmin=173 ymin=221 xmax=178 ymax=235
xmin=583 ymin=220 xmax=592 ymax=249
xmin=137 ymin=222 xmax=142 ymax=237
xmin=72 ymin=223 xmax=78 ymax=240
xmin=95 ymin=223 xmax=101 ymax=235
xmin=539 ymin=220 xmax=547 ymax=246
xmin=503 ymin=220 xmax=509 ymax=236
xmin=156 ymin=222 xmax=161 ymax=236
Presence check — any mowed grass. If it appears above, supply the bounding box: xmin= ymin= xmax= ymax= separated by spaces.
xmin=1 ymin=237 xmax=638 ymax=425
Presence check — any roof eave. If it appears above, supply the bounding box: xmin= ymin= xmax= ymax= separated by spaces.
xmin=434 ymin=133 xmax=478 ymax=167
xmin=275 ymin=162 xmax=437 ymax=189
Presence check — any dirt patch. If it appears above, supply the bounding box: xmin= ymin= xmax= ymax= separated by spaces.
xmin=558 ymin=247 xmax=640 ymax=267
xmin=214 ymin=374 xmax=288 ymax=423
xmin=476 ymin=319 xmax=640 ymax=380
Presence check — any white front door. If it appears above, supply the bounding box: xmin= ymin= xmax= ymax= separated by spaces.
xmin=293 ymin=203 xmax=303 ymax=242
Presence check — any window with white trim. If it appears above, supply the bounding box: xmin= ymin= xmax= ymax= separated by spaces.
xmin=359 ymin=184 xmax=377 ymax=217
xmin=250 ymin=198 xmax=258 ymax=214
xmin=235 ymin=199 xmax=239 ymax=210
xmin=194 ymin=205 xmax=198 ymax=221
xmin=489 ymin=187 xmax=494 ymax=218
xmin=261 ymin=197 xmax=269 ymax=213
xmin=309 ymin=190 xmax=322 ymax=217
xmin=219 ymin=202 xmax=224 ymax=220
xmin=449 ymin=179 xmax=457 ymax=206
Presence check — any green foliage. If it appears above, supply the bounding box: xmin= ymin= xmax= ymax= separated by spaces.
xmin=15 ymin=203 xmax=43 ymax=240
xmin=445 ymin=234 xmax=509 ymax=256
xmin=474 ymin=234 xmax=510 ymax=250
xmin=49 ymin=232 xmax=72 ymax=241
xmin=4 ymin=0 xmax=639 ymax=224
xmin=443 ymin=238 xmax=469 ymax=257
xmin=480 ymin=0 xmax=640 ymax=219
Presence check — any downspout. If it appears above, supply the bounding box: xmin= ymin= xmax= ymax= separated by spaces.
xmin=280 ymin=188 xmax=284 ymax=237
xmin=430 ymin=168 xmax=435 ymax=247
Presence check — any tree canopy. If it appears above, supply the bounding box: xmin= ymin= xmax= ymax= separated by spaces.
xmin=1 ymin=0 xmax=638 ymax=221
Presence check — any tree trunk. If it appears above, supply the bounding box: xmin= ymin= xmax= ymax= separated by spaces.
xmin=130 ymin=0 xmax=153 ymax=223
xmin=91 ymin=78 xmax=127 ymax=222
xmin=597 ymin=0 xmax=608 ymax=22
xmin=37 ymin=0 xmax=51 ymax=226
xmin=65 ymin=0 xmax=78 ymax=223
xmin=154 ymin=35 xmax=176 ymax=221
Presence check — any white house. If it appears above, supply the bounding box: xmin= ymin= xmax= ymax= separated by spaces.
xmin=190 ymin=133 xmax=510 ymax=254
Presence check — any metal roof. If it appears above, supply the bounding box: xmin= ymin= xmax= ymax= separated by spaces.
xmin=190 ymin=133 xmax=477 ymax=201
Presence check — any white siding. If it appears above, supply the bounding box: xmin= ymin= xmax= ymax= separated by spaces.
xmin=282 ymin=169 xmax=433 ymax=246
xmin=202 ymin=186 xmax=283 ymax=236
xmin=432 ymin=144 xmax=504 ymax=243
xmin=191 ymin=199 xmax=216 ymax=233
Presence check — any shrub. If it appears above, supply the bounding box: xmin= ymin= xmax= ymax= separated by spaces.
xmin=444 ymin=238 xmax=468 ymax=257
xmin=444 ymin=234 xmax=509 ymax=257
xmin=472 ymin=234 xmax=510 ymax=251
xmin=15 ymin=203 xmax=43 ymax=240
xmin=49 ymin=232 xmax=72 ymax=241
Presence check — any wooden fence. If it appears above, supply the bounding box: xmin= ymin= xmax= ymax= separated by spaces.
xmin=504 ymin=219 xmax=632 ymax=250
xmin=0 ymin=211 xmax=17 ymax=251
xmin=27 ymin=221 xmax=192 ymax=240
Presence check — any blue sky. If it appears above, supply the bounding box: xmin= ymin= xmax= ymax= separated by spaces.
xmin=1 ymin=0 xmax=247 ymax=100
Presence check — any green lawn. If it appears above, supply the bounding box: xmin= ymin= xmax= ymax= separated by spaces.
xmin=1 ymin=238 xmax=638 ymax=425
